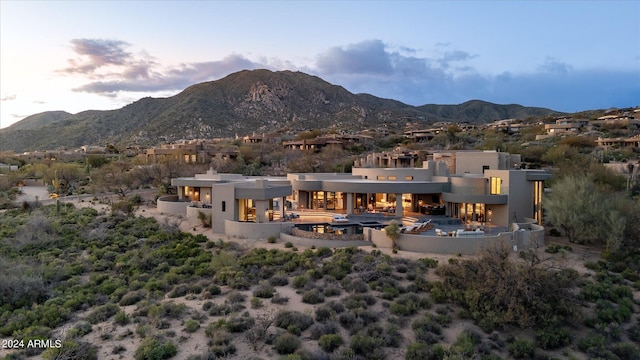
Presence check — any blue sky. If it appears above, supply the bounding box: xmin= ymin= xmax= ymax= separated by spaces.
xmin=1 ymin=0 xmax=639 ymax=128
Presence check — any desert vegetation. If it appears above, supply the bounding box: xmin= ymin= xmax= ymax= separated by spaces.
xmin=0 ymin=200 xmax=638 ymax=359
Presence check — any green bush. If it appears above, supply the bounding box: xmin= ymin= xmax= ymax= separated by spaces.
xmin=319 ymin=333 xmax=343 ymax=352
xmin=536 ymin=327 xmax=570 ymax=350
xmin=134 ymin=336 xmax=177 ymax=360
xmin=292 ymin=275 xmax=309 ymax=289
xmin=114 ymin=310 xmax=129 ymax=326
xmin=253 ymin=284 xmax=275 ymax=298
xmin=274 ymin=333 xmax=301 ymax=354
xmin=267 ymin=236 xmax=277 ymax=243
xmin=269 ymin=274 xmax=289 ymax=286
xmin=275 ymin=311 xmax=314 ymax=332
xmin=302 ymin=289 xmax=325 ymax=304
xmin=250 ymin=297 xmax=263 ymax=309
xmin=284 ymin=241 xmax=293 ymax=248
xmin=184 ymin=319 xmax=199 ymax=333
xmin=349 ymin=334 xmax=379 ymax=354
xmin=507 ymin=338 xmax=535 ymax=359
xmin=86 ymin=303 xmax=119 ymax=324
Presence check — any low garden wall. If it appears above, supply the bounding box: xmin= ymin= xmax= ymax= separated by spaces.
xmin=369 ymin=220 xmax=545 ymax=255
xmin=291 ymin=227 xmax=365 ymax=241
xmin=157 ymin=195 xmax=188 ymax=216
xmin=225 ymin=220 xmax=294 ymax=240
xmin=279 ymin=232 xmax=371 ymax=249
xmin=186 ymin=206 xmax=212 ymax=227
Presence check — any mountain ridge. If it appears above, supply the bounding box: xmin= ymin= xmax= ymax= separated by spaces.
xmin=0 ymin=69 xmax=562 ymax=152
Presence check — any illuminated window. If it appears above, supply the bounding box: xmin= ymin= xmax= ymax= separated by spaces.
xmin=388 ymin=176 xmax=396 ymax=180
xmin=490 ymin=177 xmax=501 ymax=195
xmin=405 ymin=176 xmax=413 ymax=180
xmin=377 ymin=176 xmax=385 ymax=180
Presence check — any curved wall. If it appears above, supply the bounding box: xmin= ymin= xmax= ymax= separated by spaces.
xmin=157 ymin=195 xmax=188 ymax=216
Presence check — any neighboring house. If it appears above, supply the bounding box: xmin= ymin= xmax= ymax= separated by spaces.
xmin=543 ymin=118 xmax=589 ymax=135
xmin=144 ymin=140 xmax=239 ymax=164
xmin=596 ymin=135 xmax=640 ymax=149
xmin=159 ymin=151 xmax=549 ymax=240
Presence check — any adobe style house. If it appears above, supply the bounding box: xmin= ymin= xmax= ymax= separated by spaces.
xmin=159 ymin=151 xmax=550 ymax=243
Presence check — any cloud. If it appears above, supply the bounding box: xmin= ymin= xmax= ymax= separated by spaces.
xmin=316 ymin=40 xmax=394 ymax=76
xmin=60 ymin=38 xmax=639 ymax=112
xmin=1 ymin=94 xmax=16 ymax=102
xmin=61 ymin=39 xmax=134 ymax=75
xmin=62 ymin=39 xmax=266 ymax=95
xmin=538 ymin=57 xmax=573 ymax=75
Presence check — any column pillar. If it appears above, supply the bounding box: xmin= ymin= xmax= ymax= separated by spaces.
xmin=396 ymin=194 xmax=403 ymax=217
xmin=346 ymin=193 xmax=354 ymax=215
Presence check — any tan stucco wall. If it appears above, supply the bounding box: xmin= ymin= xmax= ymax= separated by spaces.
xmin=369 ymin=222 xmax=544 ymax=255
xmin=186 ymin=206 xmax=212 ymax=227
xmin=225 ymin=220 xmax=294 ymax=240
xmin=279 ymin=233 xmax=371 ymax=248
xmin=157 ymin=195 xmax=188 ymax=216
xmin=212 ymin=183 xmax=236 ymax=233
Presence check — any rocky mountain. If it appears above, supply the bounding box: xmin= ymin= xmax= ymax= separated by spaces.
xmin=0 ymin=69 xmax=561 ymax=152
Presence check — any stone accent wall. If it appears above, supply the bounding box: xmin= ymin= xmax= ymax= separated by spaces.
xmin=291 ymin=227 xmax=365 ymax=241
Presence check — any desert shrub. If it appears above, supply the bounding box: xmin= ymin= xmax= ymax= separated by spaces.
xmin=448 ymin=329 xmax=480 ymax=357
xmin=271 ymin=293 xmax=289 ymax=304
xmin=507 ymin=338 xmax=535 ymax=359
xmin=292 ymin=275 xmax=310 ymax=289
xmin=119 ymin=289 xmax=147 ymax=306
xmin=319 ymin=333 xmax=343 ymax=352
xmin=315 ymin=306 xmax=333 ymax=322
xmin=269 ymin=274 xmax=289 ymax=286
xmin=316 ymin=247 xmax=333 ymax=258
xmin=267 ymin=236 xmax=277 ymax=243
xmin=68 ymin=322 xmax=93 ymax=338
xmin=302 ymin=289 xmax=325 ymax=304
xmin=134 ymin=336 xmax=177 ymax=360
xmin=274 ymin=332 xmax=301 ymax=354
xmin=363 ymin=323 xmax=403 ymax=348
xmin=434 ymin=244 xmax=579 ymax=331
xmin=41 ymin=339 xmax=98 ymax=360
xmin=114 ymin=310 xmax=129 ymax=326
xmin=309 ymin=321 xmax=340 ymax=340
xmin=253 ymin=283 xmax=275 ymax=298
xmin=250 ymin=297 xmax=263 ymax=309
xmin=323 ymin=286 xmax=341 ymax=297
xmin=86 ymin=303 xmax=119 ymax=324
xmin=611 ymin=342 xmax=640 ymax=359
xmin=349 ymin=334 xmax=380 ymax=354
xmin=284 ymin=241 xmax=293 ymax=248
xmin=168 ymin=284 xmax=190 ymax=298
xmin=184 ymin=319 xmax=200 ymax=333
xmin=390 ymin=293 xmax=431 ymax=316
xmin=412 ymin=314 xmax=443 ymax=342
xmin=536 ymin=327 xmax=571 ymax=350
xmin=341 ymin=276 xmax=368 ymax=293
xmin=220 ymin=315 xmax=255 ymax=333
xmin=275 ymin=311 xmax=314 ymax=333
xmin=226 ymin=291 xmax=246 ymax=304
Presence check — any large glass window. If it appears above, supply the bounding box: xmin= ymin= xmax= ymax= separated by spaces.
xmin=490 ymin=177 xmax=501 ymax=195
xmin=239 ymin=199 xmax=256 ymax=222
xmin=533 ymin=180 xmax=543 ymax=224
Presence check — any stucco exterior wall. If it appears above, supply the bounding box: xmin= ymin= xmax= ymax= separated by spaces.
xmin=157 ymin=195 xmax=188 ymax=216
xmin=212 ymin=183 xmax=236 ymax=233
xmin=369 ymin=219 xmax=544 ymax=255
xmin=186 ymin=206 xmax=212 ymax=227
xmin=225 ymin=220 xmax=294 ymax=240
xmin=279 ymin=233 xmax=371 ymax=248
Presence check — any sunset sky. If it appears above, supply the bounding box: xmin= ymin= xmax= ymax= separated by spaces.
xmin=1 ymin=0 xmax=639 ymax=128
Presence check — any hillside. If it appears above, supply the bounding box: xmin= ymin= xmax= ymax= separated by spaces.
xmin=0 ymin=69 xmax=561 ymax=152
xmin=0 ymin=200 xmax=638 ymax=359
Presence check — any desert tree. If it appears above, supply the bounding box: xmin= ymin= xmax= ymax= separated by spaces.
xmin=384 ymin=220 xmax=401 ymax=250
xmin=543 ymin=174 xmax=625 ymax=249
